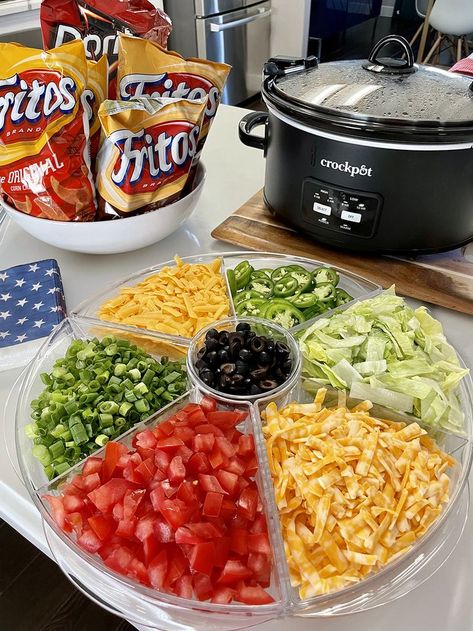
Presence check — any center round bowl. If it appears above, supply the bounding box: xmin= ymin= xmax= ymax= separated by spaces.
xmin=187 ymin=316 xmax=302 ymax=405
xmin=0 ymin=163 xmax=206 ymax=255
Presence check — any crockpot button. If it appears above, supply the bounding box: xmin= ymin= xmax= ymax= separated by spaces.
xmin=313 ymin=202 xmax=332 ymax=216
xmin=341 ymin=210 xmax=362 ymax=223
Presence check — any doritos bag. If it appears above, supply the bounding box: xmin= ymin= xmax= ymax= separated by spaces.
xmin=40 ymin=0 xmax=172 ymax=97
xmin=0 ymin=40 xmax=96 ymax=221
xmin=96 ymin=97 xmax=206 ymax=218
xmin=117 ymin=35 xmax=230 ymax=155
xmin=83 ymin=55 xmax=108 ymax=166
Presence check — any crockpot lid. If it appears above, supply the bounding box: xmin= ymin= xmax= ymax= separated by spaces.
xmin=264 ymin=36 xmax=473 ymax=138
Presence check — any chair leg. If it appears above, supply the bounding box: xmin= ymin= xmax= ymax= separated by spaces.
xmin=464 ymin=37 xmax=470 ymax=57
xmin=409 ymin=22 xmax=424 ymax=48
xmin=424 ymin=33 xmax=442 ymax=63
xmin=457 ymin=37 xmax=463 ymax=62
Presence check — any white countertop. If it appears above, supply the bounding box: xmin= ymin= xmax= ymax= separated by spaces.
xmin=1 ymin=104 xmax=472 ymax=630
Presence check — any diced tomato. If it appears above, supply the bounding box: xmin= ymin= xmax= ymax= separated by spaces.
xmin=236 ymin=584 xmax=274 ymax=605
xmin=82 ymin=472 xmax=102 ymax=492
xmin=105 ymin=545 xmax=134 ymax=574
xmin=66 ymin=511 xmax=84 ymax=536
xmin=248 ymin=533 xmax=271 ymax=555
xmin=195 ymin=423 xmax=224 ymax=437
xmin=128 ymin=557 xmax=149 ymax=585
xmin=203 ymin=491 xmax=223 ymax=518
xmin=208 ymin=444 xmax=227 ymax=470
xmin=123 ymin=489 xmax=146 ymax=520
xmin=175 ymin=574 xmax=193 ymax=599
xmin=175 ymin=445 xmax=193 ymax=464
xmin=168 ymin=456 xmax=186 ymax=485
xmin=206 ymin=410 xmax=246 ymax=429
xmin=88 ymin=479 xmax=134 ymax=513
xmin=154 ymin=518 xmax=175 ymax=543
xmin=152 ymin=468 xmax=167 ymax=482
xmin=224 ymin=428 xmax=239 ymax=443
xmin=216 ymin=470 xmax=239 ymax=496
xmin=225 ymin=457 xmax=246 ymax=476
xmin=193 ymin=433 xmax=215 ymax=453
xmin=150 ymin=486 xmax=166 ymax=512
xmin=71 ymin=474 xmax=86 ymax=491
xmin=160 ymin=499 xmax=193 ymax=530
xmin=177 ymin=480 xmax=199 ymax=505
xmin=250 ymin=514 xmax=267 ymax=534
xmin=230 ymin=528 xmax=248 ymax=556
xmin=130 ymin=452 xmax=142 ymax=466
xmin=63 ymin=494 xmax=85 ymax=513
xmin=148 ymin=550 xmax=168 ymax=589
xmin=135 ymin=515 xmax=156 ymax=542
xmin=186 ymin=522 xmax=223 ymax=540
xmin=143 ymin=535 xmax=159 ymax=565
xmin=175 ymin=526 xmax=203 ymax=545
xmin=214 ymin=536 xmax=230 ymax=569
xmin=156 ymin=437 xmax=184 ymax=452
xmin=88 ymin=514 xmax=115 ymax=541
xmin=173 ymin=426 xmax=195 ymax=445
xmin=154 ymin=449 xmax=172 ymax=472
xmin=136 ymin=457 xmax=157 ymax=484
xmin=186 ymin=408 xmax=207 ymax=427
xmin=112 ymin=501 xmax=124 ymax=521
xmin=211 ymin=586 xmax=234 ymax=604
xmin=220 ymin=498 xmax=237 ymax=518
xmin=82 ymin=456 xmax=103 ymax=477
xmin=200 ymin=396 xmax=217 ymax=413
xmin=248 ymin=553 xmax=271 ymax=586
xmin=236 ymin=477 xmax=250 ymax=495
xmin=237 ymin=434 xmax=255 ymax=457
xmin=157 ymin=419 xmax=174 ymax=436
xmin=187 ymin=452 xmax=210 ymax=474
xmin=193 ymin=573 xmax=213 ymax=601
xmin=165 ymin=546 xmax=187 ymax=586
xmin=115 ymin=518 xmax=136 ymax=540
xmin=237 ymin=487 xmax=258 ymax=522
xmin=215 ymin=436 xmax=237 ymax=459
xmin=244 ymin=456 xmax=258 ymax=477
xmin=161 ymin=480 xmax=179 ymax=498
xmin=135 ymin=429 xmax=158 ymax=449
xmin=122 ymin=462 xmax=142 ymax=484
xmin=116 ymin=453 xmax=132 ymax=469
xmin=217 ymin=559 xmax=253 ymax=585
xmin=102 ymin=442 xmax=128 ymax=481
xmin=198 ymin=474 xmax=227 ymax=494
xmin=136 ymin=446 xmax=155 ymax=462
xmin=44 ymin=495 xmax=68 ymax=531
xmin=77 ymin=528 xmax=102 ymax=553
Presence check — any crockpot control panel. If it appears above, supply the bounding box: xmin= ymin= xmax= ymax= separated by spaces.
xmin=301 ymin=179 xmax=382 ymax=238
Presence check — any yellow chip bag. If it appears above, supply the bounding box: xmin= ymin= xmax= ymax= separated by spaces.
xmin=83 ymin=55 xmax=108 ymax=165
xmin=117 ymin=34 xmax=230 ymax=155
xmin=96 ymin=96 xmax=206 ymax=218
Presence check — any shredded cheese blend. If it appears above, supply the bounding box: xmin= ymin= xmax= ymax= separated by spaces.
xmin=263 ymin=390 xmax=454 ymax=598
xmin=98 ymin=257 xmax=230 ymax=337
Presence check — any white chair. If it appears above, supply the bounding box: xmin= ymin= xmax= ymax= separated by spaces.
xmin=424 ymin=0 xmax=473 ymax=63
xmin=409 ymin=0 xmax=432 ymax=49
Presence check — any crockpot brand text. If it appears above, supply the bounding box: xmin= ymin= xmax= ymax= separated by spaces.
xmin=320 ymin=159 xmax=373 ymax=177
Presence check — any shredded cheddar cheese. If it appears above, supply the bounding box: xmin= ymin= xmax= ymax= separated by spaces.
xmin=262 ymin=390 xmax=454 ymax=598
xmin=98 ymin=256 xmax=230 ymax=338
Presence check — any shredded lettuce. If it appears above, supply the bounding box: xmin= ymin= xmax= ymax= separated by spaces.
xmin=297 ymin=288 xmax=468 ymax=434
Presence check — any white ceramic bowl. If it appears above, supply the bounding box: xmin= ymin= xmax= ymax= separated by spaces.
xmin=0 ymin=163 xmax=206 ymax=255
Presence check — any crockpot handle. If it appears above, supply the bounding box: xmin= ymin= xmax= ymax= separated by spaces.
xmin=364 ymin=35 xmax=416 ymax=74
xmin=239 ymin=112 xmax=268 ymax=151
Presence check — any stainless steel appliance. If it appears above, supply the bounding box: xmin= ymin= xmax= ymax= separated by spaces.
xmin=164 ymin=0 xmax=271 ymax=105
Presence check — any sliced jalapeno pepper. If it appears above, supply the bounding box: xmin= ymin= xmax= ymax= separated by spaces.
xmin=312 ymin=284 xmax=336 ymax=303
xmin=247 ymin=277 xmax=274 ymax=298
xmin=250 ymin=271 xmax=271 ymax=280
xmin=274 ymin=273 xmax=299 ymax=298
xmin=289 ymin=269 xmax=313 ymax=293
xmin=335 ymin=288 xmax=353 ymax=306
xmin=286 ymin=264 xmax=306 ymax=272
xmin=313 ymin=267 xmax=340 ymax=287
xmin=302 ymin=303 xmax=325 ymax=320
xmin=226 ymin=269 xmax=237 ymax=297
xmin=233 ymin=261 xmax=253 ymax=290
xmin=252 ymin=268 xmax=273 ymax=278
xmin=290 ymin=293 xmax=319 ymax=309
xmin=236 ymin=298 xmax=268 ymax=317
xmin=233 ymin=290 xmax=263 ymax=306
xmin=271 ymin=265 xmax=295 ymax=284
xmin=264 ymin=299 xmax=305 ymax=329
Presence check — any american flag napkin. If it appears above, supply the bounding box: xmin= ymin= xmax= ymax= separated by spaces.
xmin=450 ymin=54 xmax=473 ymax=78
xmin=0 ymin=259 xmax=67 ymax=371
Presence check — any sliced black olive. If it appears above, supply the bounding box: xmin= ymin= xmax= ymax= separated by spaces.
xmin=206 ymin=350 xmax=218 ymax=366
xmin=228 ymin=386 xmax=246 ymax=395
xmin=259 ymin=379 xmax=278 ymax=391
xmin=243 ymin=377 xmax=252 ymax=388
xmin=275 ymin=341 xmax=290 ymax=357
xmin=205 ymin=337 xmax=219 ymax=352
xmin=266 ymin=340 xmax=275 ymax=353
xmin=250 ymin=367 xmax=268 ymax=380
xmin=245 ymin=331 xmax=256 ymax=342
xmin=218 ymin=331 xmax=230 ymax=346
xmin=250 ymin=337 xmax=266 ymax=353
xmin=197 ymin=347 xmax=207 ymax=360
xmin=273 ymin=367 xmax=286 ymax=383
xmin=200 ymin=370 xmax=215 ymax=387
xmin=230 ymin=374 xmax=245 ymax=386
xmin=218 ymin=348 xmax=230 ymax=363
xmin=235 ymin=360 xmax=249 ymax=375
xmin=258 ymin=351 xmax=271 ymax=365
xmin=239 ymin=348 xmax=252 ymax=362
xmin=236 ymin=322 xmax=251 ymax=332
xmin=229 ymin=332 xmax=245 ymax=345
xmin=283 ymin=358 xmax=292 ymax=373
xmin=229 ymin=340 xmax=242 ymax=358
xmin=195 ymin=359 xmax=208 ymax=371
xmin=249 ymin=384 xmax=262 ymax=395
xmin=221 ymin=362 xmax=236 ymax=375
xmin=220 ymin=373 xmax=232 ymax=388
xmin=206 ymin=328 xmax=219 ymax=340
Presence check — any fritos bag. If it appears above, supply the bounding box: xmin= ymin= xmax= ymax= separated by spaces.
xmin=83 ymin=55 xmax=108 ymax=166
xmin=0 ymin=40 xmax=96 ymax=221
xmin=96 ymin=97 xmax=206 ymax=218
xmin=117 ymin=34 xmax=230 ymax=155
xmin=40 ymin=0 xmax=172 ymax=98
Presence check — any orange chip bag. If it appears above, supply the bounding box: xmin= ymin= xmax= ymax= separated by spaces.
xmin=83 ymin=55 xmax=108 ymax=166
xmin=0 ymin=40 xmax=96 ymax=221
xmin=96 ymin=96 xmax=206 ymax=218
xmin=117 ymin=34 xmax=230 ymax=156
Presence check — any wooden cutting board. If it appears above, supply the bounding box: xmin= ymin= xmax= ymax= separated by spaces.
xmin=211 ymin=189 xmax=473 ymax=315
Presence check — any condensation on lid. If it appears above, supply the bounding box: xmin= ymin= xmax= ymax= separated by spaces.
xmin=274 ymin=60 xmax=473 ymax=124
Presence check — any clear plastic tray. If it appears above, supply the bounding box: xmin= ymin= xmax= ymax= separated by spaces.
xmin=72 ymin=251 xmax=381 ymax=340
xmin=14 ymin=266 xmax=473 ymax=629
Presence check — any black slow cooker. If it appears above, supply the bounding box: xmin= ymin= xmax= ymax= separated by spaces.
xmin=239 ymin=35 xmax=473 ymax=254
